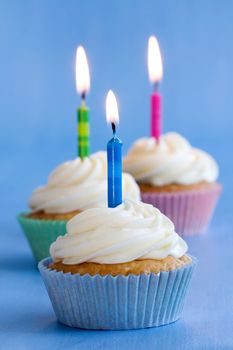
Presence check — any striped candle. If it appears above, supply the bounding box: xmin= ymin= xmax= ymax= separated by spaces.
xmin=77 ymin=103 xmax=90 ymax=158
xmin=76 ymin=46 xmax=90 ymax=159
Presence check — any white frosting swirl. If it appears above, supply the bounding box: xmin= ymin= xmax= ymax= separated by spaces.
xmin=123 ymin=133 xmax=218 ymax=186
xmin=50 ymin=199 xmax=187 ymax=264
xmin=29 ymin=152 xmax=140 ymax=213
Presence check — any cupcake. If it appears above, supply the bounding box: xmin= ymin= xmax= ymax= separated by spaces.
xmin=18 ymin=151 xmax=140 ymax=262
xmin=123 ymin=133 xmax=222 ymax=235
xmin=39 ymin=199 xmax=196 ymax=330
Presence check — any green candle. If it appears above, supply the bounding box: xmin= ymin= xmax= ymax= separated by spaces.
xmin=76 ymin=46 xmax=91 ymax=159
xmin=77 ymin=101 xmax=90 ymax=158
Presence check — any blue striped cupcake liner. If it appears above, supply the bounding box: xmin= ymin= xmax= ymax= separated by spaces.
xmin=38 ymin=256 xmax=197 ymax=330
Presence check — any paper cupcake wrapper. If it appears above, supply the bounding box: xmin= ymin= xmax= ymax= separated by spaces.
xmin=141 ymin=183 xmax=222 ymax=236
xmin=38 ymin=256 xmax=196 ymax=330
xmin=17 ymin=214 xmax=67 ymax=263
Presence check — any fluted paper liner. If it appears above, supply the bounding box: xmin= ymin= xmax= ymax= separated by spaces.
xmin=38 ymin=256 xmax=196 ymax=330
xmin=141 ymin=183 xmax=222 ymax=236
xmin=17 ymin=214 xmax=67 ymax=262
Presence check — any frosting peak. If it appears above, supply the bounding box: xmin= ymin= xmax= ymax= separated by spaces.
xmin=50 ymin=199 xmax=188 ymax=265
xmin=123 ymin=133 xmax=218 ymax=186
xmin=29 ymin=151 xmax=140 ymax=213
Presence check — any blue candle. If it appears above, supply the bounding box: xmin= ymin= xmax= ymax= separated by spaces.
xmin=106 ymin=90 xmax=122 ymax=208
xmin=107 ymin=123 xmax=122 ymax=208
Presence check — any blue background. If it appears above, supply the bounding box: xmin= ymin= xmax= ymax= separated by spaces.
xmin=0 ymin=1 xmax=232 ymax=349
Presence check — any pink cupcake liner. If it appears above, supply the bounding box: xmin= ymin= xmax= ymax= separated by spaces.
xmin=141 ymin=183 xmax=222 ymax=236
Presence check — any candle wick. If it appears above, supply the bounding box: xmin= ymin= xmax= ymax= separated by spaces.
xmin=111 ymin=122 xmax=116 ymax=136
xmin=153 ymin=82 xmax=159 ymax=92
xmin=81 ymin=92 xmax=86 ymax=105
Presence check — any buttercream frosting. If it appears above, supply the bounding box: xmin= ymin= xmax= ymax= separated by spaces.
xmin=123 ymin=133 xmax=218 ymax=186
xmin=29 ymin=152 xmax=140 ymax=213
xmin=50 ymin=199 xmax=188 ymax=265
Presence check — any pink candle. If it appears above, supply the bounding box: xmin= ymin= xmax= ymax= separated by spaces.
xmin=151 ymin=91 xmax=162 ymax=140
xmin=148 ymin=36 xmax=163 ymax=141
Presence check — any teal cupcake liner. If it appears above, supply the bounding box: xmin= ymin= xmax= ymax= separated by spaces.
xmin=39 ymin=256 xmax=197 ymax=330
xmin=17 ymin=213 xmax=67 ymax=263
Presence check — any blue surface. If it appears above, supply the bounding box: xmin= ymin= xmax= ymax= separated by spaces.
xmin=1 ymin=212 xmax=232 ymax=349
xmin=0 ymin=0 xmax=232 ymax=349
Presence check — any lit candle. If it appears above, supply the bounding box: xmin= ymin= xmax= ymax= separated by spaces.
xmin=76 ymin=46 xmax=90 ymax=159
xmin=148 ymin=36 xmax=163 ymax=141
xmin=106 ymin=90 xmax=122 ymax=208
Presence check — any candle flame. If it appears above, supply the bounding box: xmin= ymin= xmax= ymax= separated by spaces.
xmin=75 ymin=46 xmax=90 ymax=95
xmin=148 ymin=36 xmax=163 ymax=84
xmin=106 ymin=90 xmax=119 ymax=124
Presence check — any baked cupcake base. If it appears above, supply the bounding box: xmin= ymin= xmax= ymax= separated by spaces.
xmin=50 ymin=255 xmax=191 ymax=276
xmin=140 ymin=182 xmax=222 ymax=236
xmin=39 ymin=256 xmax=196 ymax=330
xmin=139 ymin=181 xmax=213 ymax=193
xmin=26 ymin=210 xmax=81 ymax=220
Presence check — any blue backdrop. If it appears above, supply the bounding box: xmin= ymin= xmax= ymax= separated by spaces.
xmin=0 ymin=2 xmax=233 ymax=349
xmin=0 ymin=0 xmax=232 ymax=220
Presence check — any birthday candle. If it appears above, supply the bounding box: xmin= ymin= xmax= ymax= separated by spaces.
xmin=76 ymin=46 xmax=90 ymax=158
xmin=148 ymin=36 xmax=163 ymax=141
xmin=106 ymin=90 xmax=122 ymax=208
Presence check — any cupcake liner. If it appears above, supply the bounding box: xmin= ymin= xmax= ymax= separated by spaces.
xmin=38 ymin=256 xmax=196 ymax=330
xmin=141 ymin=183 xmax=222 ymax=236
xmin=17 ymin=214 xmax=67 ymax=263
